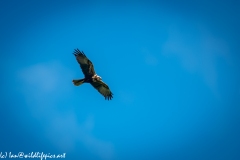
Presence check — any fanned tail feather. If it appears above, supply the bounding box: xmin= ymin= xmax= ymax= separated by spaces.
xmin=72 ymin=79 xmax=85 ymax=86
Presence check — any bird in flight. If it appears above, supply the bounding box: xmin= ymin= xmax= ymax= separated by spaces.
xmin=72 ymin=49 xmax=113 ymax=100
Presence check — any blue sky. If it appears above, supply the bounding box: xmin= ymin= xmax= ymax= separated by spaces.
xmin=0 ymin=0 xmax=240 ymax=160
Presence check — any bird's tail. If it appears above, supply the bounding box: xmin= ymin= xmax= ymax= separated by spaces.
xmin=72 ymin=78 xmax=85 ymax=86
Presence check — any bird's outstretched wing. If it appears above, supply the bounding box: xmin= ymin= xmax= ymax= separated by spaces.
xmin=73 ymin=48 xmax=95 ymax=77
xmin=90 ymin=80 xmax=113 ymax=100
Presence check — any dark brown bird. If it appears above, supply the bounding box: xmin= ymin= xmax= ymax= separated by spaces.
xmin=72 ymin=49 xmax=113 ymax=100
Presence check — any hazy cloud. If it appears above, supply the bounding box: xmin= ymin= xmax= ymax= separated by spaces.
xmin=142 ymin=48 xmax=159 ymax=66
xmin=18 ymin=61 xmax=73 ymax=94
xmin=162 ymin=23 xmax=230 ymax=97
xmin=119 ymin=90 xmax=135 ymax=105
xmin=17 ymin=61 xmax=115 ymax=160
xmin=47 ymin=112 xmax=114 ymax=160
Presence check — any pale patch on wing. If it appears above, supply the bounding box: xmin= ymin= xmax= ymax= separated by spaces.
xmin=90 ymin=80 xmax=113 ymax=100
xmin=99 ymin=86 xmax=109 ymax=96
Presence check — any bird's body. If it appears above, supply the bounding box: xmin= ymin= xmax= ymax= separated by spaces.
xmin=72 ymin=49 xmax=113 ymax=100
xmin=72 ymin=74 xmax=101 ymax=85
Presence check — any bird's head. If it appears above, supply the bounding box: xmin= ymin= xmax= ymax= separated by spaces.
xmin=96 ymin=75 xmax=102 ymax=81
xmin=93 ymin=74 xmax=102 ymax=81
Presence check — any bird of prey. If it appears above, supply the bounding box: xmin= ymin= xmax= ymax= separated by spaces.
xmin=72 ymin=49 xmax=113 ymax=100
